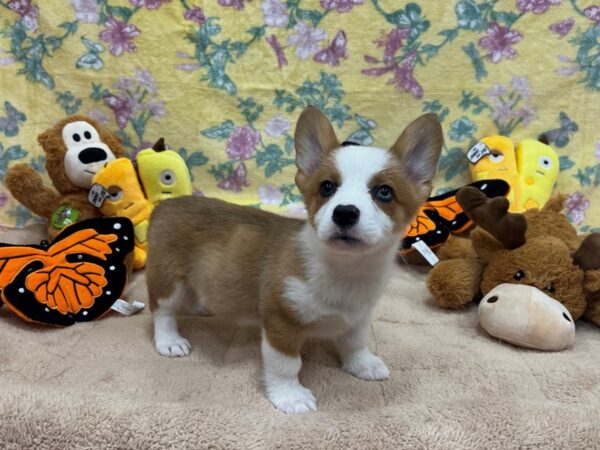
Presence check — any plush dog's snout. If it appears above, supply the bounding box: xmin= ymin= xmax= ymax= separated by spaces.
xmin=332 ymin=205 xmax=360 ymax=229
xmin=78 ymin=147 xmax=108 ymax=164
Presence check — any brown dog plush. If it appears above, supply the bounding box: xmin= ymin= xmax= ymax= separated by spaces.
xmin=426 ymin=187 xmax=600 ymax=325
xmin=5 ymin=115 xmax=125 ymax=238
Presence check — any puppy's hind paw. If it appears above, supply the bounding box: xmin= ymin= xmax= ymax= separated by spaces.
xmin=155 ymin=336 xmax=192 ymax=357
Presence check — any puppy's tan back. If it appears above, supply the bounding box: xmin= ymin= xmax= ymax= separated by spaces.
xmin=146 ymin=196 xmax=304 ymax=316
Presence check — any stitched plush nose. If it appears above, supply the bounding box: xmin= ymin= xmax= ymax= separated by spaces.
xmin=78 ymin=147 xmax=108 ymax=164
xmin=332 ymin=205 xmax=360 ymax=229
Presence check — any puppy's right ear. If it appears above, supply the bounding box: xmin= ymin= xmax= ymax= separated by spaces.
xmin=294 ymin=106 xmax=339 ymax=176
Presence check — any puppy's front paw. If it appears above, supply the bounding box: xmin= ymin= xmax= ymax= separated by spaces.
xmin=155 ymin=336 xmax=192 ymax=357
xmin=267 ymin=382 xmax=317 ymax=414
xmin=343 ymin=351 xmax=390 ymax=381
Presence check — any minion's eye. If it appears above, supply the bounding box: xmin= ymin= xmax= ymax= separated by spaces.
xmin=539 ymin=156 xmax=553 ymax=169
xmin=489 ymin=152 xmax=504 ymax=163
xmin=514 ymin=270 xmax=524 ymax=281
xmin=107 ymin=186 xmax=123 ymax=202
xmin=160 ymin=169 xmax=176 ymax=186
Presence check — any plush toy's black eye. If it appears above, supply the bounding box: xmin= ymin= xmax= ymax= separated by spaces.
xmin=84 ymin=131 xmax=92 ymax=140
xmin=546 ymin=283 xmax=555 ymax=293
xmin=373 ymin=185 xmax=394 ymax=203
xmin=73 ymin=133 xmax=81 ymax=142
xmin=319 ymin=180 xmax=337 ymax=198
xmin=514 ymin=270 xmax=524 ymax=281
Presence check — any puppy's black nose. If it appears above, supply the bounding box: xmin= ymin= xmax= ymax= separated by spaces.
xmin=332 ymin=205 xmax=360 ymax=229
xmin=78 ymin=147 xmax=108 ymax=164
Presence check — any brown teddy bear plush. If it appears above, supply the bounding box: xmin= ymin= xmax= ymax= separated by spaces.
xmin=426 ymin=187 xmax=600 ymax=325
xmin=5 ymin=115 xmax=125 ymax=238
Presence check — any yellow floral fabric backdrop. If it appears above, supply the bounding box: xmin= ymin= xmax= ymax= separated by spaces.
xmin=0 ymin=0 xmax=599 ymax=231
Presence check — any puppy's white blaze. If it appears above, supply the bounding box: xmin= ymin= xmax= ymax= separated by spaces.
xmin=261 ymin=330 xmax=317 ymax=414
xmin=314 ymin=145 xmax=395 ymax=246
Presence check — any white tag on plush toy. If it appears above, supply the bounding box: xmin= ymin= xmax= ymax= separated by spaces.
xmin=88 ymin=183 xmax=110 ymax=208
xmin=467 ymin=141 xmax=491 ymax=164
xmin=111 ymin=299 xmax=145 ymax=316
xmin=411 ymin=240 xmax=439 ymax=266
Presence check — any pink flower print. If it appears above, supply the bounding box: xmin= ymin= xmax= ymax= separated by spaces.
xmin=129 ymin=0 xmax=171 ymax=9
xmin=287 ymin=22 xmax=327 ymax=59
xmin=87 ymin=108 xmax=109 ymax=125
xmin=584 ymin=6 xmax=600 ymax=23
xmin=265 ymin=115 xmax=290 ymax=138
xmin=516 ymin=0 xmax=560 ymax=14
xmin=99 ymin=17 xmax=141 ymax=56
xmin=103 ymin=94 xmax=134 ymax=129
xmin=184 ymin=7 xmax=205 ymax=25
xmin=485 ymin=83 xmax=508 ymax=98
xmin=549 ymin=18 xmax=574 ymax=37
xmin=193 ymin=188 xmax=204 ymax=197
xmin=71 ymin=0 xmax=99 ymax=23
xmin=478 ymin=22 xmax=523 ymax=63
xmin=595 ymin=139 xmax=600 ymax=161
xmin=135 ymin=68 xmax=157 ymax=93
xmin=261 ymin=0 xmax=288 ymax=27
xmin=266 ymin=35 xmax=288 ymax=68
xmin=258 ymin=184 xmax=283 ymax=205
xmin=218 ymin=163 xmax=250 ymax=192
xmin=320 ymin=0 xmax=363 ymax=12
xmin=389 ymin=54 xmax=423 ymax=99
xmin=510 ymin=75 xmax=531 ymax=99
xmin=218 ymin=0 xmax=248 ymax=10
xmin=314 ymin=30 xmax=348 ymax=66
xmin=375 ymin=28 xmax=410 ymax=64
xmin=0 ymin=192 xmax=8 ymax=208
xmin=226 ymin=126 xmax=261 ymax=160
xmin=146 ymin=99 xmax=166 ymax=119
xmin=516 ymin=104 xmax=536 ymax=126
xmin=565 ymin=192 xmax=589 ymax=225
xmin=8 ymin=0 xmax=39 ymax=31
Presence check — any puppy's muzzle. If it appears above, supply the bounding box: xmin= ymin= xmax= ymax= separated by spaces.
xmin=332 ymin=204 xmax=360 ymax=229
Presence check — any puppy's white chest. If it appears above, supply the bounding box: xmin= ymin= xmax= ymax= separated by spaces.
xmin=283 ymin=277 xmax=373 ymax=337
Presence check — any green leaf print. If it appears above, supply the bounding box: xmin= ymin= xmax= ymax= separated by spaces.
xmin=201 ymin=120 xmax=235 ymax=139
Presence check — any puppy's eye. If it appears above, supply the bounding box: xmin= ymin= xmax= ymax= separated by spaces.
xmin=513 ymin=270 xmax=525 ymax=281
xmin=73 ymin=133 xmax=81 ymax=142
xmin=319 ymin=180 xmax=337 ymax=198
xmin=84 ymin=131 xmax=92 ymax=140
xmin=373 ymin=185 xmax=394 ymax=203
xmin=160 ymin=169 xmax=176 ymax=186
xmin=546 ymin=283 xmax=555 ymax=293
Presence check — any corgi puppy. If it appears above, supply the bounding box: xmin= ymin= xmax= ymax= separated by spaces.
xmin=146 ymin=107 xmax=443 ymax=413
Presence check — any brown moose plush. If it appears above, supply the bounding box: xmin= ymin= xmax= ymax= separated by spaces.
xmin=5 ymin=115 xmax=124 ymax=238
xmin=426 ymin=187 xmax=600 ymax=325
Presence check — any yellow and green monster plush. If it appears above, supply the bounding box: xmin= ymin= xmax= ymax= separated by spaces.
xmin=136 ymin=138 xmax=192 ymax=205
xmin=468 ymin=135 xmax=558 ymax=212
xmin=89 ymin=158 xmax=153 ymax=270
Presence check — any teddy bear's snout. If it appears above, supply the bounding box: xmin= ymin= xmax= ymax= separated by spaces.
xmin=79 ymin=147 xmax=109 ymax=164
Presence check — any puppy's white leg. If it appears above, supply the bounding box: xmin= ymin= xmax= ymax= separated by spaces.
xmin=261 ymin=330 xmax=316 ymax=414
xmin=153 ymin=283 xmax=192 ymax=357
xmin=336 ymin=319 xmax=389 ymax=381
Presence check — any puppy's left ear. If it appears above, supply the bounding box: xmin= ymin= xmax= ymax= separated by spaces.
xmin=294 ymin=106 xmax=339 ymax=177
xmin=391 ymin=113 xmax=443 ymax=199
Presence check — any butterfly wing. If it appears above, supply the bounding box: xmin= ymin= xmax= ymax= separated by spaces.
xmin=400 ymin=208 xmax=450 ymax=254
xmin=313 ymin=31 xmax=347 ymax=67
xmin=429 ymin=179 xmax=510 ymax=233
xmin=2 ymin=217 xmax=135 ymax=326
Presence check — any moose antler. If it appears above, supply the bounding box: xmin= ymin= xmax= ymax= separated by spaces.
xmin=456 ymin=187 xmax=527 ymax=249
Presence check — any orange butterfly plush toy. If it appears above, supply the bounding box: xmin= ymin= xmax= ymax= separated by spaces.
xmin=400 ymin=179 xmax=511 ymax=259
xmin=0 ymin=217 xmax=134 ymax=326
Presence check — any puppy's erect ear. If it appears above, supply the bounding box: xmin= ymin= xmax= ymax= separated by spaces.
xmin=390 ymin=113 xmax=443 ymax=199
xmin=294 ymin=106 xmax=339 ymax=176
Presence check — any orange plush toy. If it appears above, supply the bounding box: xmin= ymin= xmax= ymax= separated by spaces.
xmin=5 ymin=116 xmax=125 ymax=238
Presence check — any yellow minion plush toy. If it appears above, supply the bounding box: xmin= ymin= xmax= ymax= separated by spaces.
xmin=90 ymin=158 xmax=153 ymax=269
xmin=469 ymin=135 xmax=522 ymax=212
xmin=136 ymin=138 xmax=192 ymax=205
xmin=515 ymin=138 xmax=559 ymax=211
